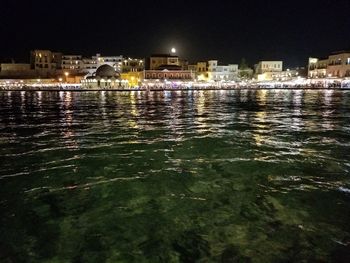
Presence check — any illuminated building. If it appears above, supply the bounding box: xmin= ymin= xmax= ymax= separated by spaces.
xmin=188 ymin=62 xmax=208 ymax=81
xmin=122 ymin=58 xmax=144 ymax=73
xmin=257 ymin=69 xmax=300 ymax=81
xmin=144 ymin=54 xmax=194 ymax=81
xmin=147 ymin=54 xmax=180 ymax=70
xmin=255 ymin=61 xmax=283 ymax=74
xmin=95 ymin=54 xmax=123 ymax=72
xmin=327 ymin=51 xmax=350 ymax=78
xmin=144 ymin=69 xmax=194 ymax=80
xmin=308 ymin=51 xmax=350 ymax=78
xmin=80 ymin=58 xmax=98 ymax=75
xmin=308 ymin=57 xmax=328 ymax=78
xmin=1 ymin=63 xmax=30 ymax=72
xmin=120 ymin=71 xmax=144 ymax=87
xmin=30 ymin=50 xmax=62 ymax=71
xmin=61 ymin=53 xmax=123 ymax=79
xmin=207 ymin=60 xmax=239 ymax=81
xmin=62 ymin=55 xmax=83 ymax=70
xmin=81 ymin=64 xmax=128 ymax=89
xmin=255 ymin=60 xmax=283 ymax=81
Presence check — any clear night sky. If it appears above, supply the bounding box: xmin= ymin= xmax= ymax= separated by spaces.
xmin=1 ymin=0 xmax=350 ymax=67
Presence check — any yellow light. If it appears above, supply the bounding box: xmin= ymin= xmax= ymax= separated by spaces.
xmin=64 ymin=72 xmax=69 ymax=77
xmin=171 ymin=48 xmax=176 ymax=54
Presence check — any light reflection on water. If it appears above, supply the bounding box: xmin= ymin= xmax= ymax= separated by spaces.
xmin=0 ymin=90 xmax=350 ymax=262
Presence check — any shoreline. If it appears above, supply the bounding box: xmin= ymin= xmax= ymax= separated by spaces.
xmin=1 ymin=87 xmax=350 ymax=92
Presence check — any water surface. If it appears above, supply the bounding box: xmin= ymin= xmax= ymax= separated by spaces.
xmin=1 ymin=90 xmax=350 ymax=262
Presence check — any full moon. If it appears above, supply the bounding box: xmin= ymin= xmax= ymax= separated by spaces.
xmin=171 ymin=48 xmax=176 ymax=54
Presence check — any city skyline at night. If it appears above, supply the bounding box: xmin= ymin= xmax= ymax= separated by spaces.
xmin=1 ymin=0 xmax=350 ymax=67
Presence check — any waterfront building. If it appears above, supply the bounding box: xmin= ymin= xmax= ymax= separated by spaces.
xmin=144 ymin=53 xmax=194 ymax=81
xmin=95 ymin=54 xmax=123 ymax=72
xmin=207 ymin=60 xmax=239 ymax=81
xmin=122 ymin=58 xmax=145 ymax=73
xmin=255 ymin=60 xmax=283 ymax=81
xmin=81 ymin=64 xmax=127 ymax=89
xmin=144 ymin=69 xmax=194 ymax=81
xmin=327 ymin=51 xmax=350 ymax=78
xmin=308 ymin=51 xmax=350 ymax=78
xmin=257 ymin=69 xmax=300 ymax=81
xmin=120 ymin=71 xmax=144 ymax=87
xmin=0 ymin=63 xmax=35 ymax=79
xmin=61 ymin=55 xmax=83 ymax=71
xmin=147 ymin=54 xmax=180 ymax=70
xmin=255 ymin=61 xmax=283 ymax=74
xmin=1 ymin=63 xmax=30 ymax=72
xmin=188 ymin=62 xmax=208 ymax=81
xmin=61 ymin=53 xmax=123 ymax=80
xmin=80 ymin=58 xmax=98 ymax=75
xmin=30 ymin=50 xmax=62 ymax=71
xmin=308 ymin=57 xmax=328 ymax=78
xmin=197 ymin=62 xmax=207 ymax=73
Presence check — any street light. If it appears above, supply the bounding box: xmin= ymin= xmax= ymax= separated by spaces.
xmin=64 ymin=72 xmax=69 ymax=83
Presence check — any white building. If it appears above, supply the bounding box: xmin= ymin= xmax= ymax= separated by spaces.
xmin=60 ymin=53 xmax=123 ymax=76
xmin=256 ymin=61 xmax=283 ymax=74
xmin=62 ymin=55 xmax=82 ymax=70
xmin=308 ymin=57 xmax=328 ymax=78
xmin=95 ymin=54 xmax=123 ymax=72
xmin=80 ymin=58 xmax=98 ymax=76
xmin=207 ymin=60 xmax=239 ymax=81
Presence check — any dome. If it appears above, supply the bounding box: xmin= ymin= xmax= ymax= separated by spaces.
xmin=95 ymin=65 xmax=118 ymax=78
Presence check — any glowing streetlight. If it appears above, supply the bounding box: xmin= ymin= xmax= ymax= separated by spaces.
xmin=64 ymin=72 xmax=69 ymax=83
xmin=171 ymin=47 xmax=176 ymax=54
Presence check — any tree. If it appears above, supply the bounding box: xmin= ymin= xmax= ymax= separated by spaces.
xmin=239 ymin=58 xmax=249 ymax=70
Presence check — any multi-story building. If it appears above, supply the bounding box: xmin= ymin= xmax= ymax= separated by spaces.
xmin=80 ymin=58 xmax=98 ymax=75
xmin=187 ymin=62 xmax=209 ymax=81
xmin=95 ymin=54 xmax=123 ymax=72
xmin=255 ymin=61 xmax=283 ymax=74
xmin=144 ymin=54 xmax=194 ymax=81
xmin=327 ymin=51 xmax=350 ymax=78
xmin=207 ymin=60 xmax=239 ymax=81
xmin=30 ymin=50 xmax=62 ymax=71
xmin=61 ymin=53 xmax=123 ymax=76
xmin=147 ymin=54 xmax=180 ymax=70
xmin=61 ymin=55 xmax=82 ymax=70
xmin=308 ymin=57 xmax=328 ymax=78
xmin=308 ymin=51 xmax=350 ymax=78
xmin=122 ymin=58 xmax=144 ymax=73
xmin=197 ymin=62 xmax=207 ymax=73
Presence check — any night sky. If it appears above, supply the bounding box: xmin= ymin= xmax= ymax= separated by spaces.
xmin=1 ymin=0 xmax=349 ymax=67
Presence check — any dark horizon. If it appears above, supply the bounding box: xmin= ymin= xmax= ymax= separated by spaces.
xmin=1 ymin=0 xmax=350 ymax=68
